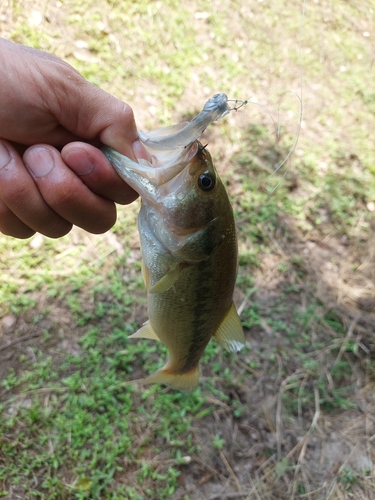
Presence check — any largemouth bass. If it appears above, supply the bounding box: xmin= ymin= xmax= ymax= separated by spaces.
xmin=103 ymin=93 xmax=245 ymax=390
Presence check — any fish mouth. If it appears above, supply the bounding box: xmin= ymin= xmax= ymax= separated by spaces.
xmin=102 ymin=140 xmax=198 ymax=206
xmin=133 ymin=138 xmax=199 ymax=187
xmin=102 ymin=93 xmax=236 ymax=201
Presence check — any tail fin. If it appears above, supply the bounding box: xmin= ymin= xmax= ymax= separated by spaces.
xmin=143 ymin=366 xmax=199 ymax=391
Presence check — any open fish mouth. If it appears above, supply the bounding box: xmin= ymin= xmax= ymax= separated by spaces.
xmin=103 ymin=139 xmax=198 ymax=190
xmin=102 ymin=93 xmax=241 ymax=190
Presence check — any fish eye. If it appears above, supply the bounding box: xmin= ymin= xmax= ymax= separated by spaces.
xmin=198 ymin=171 xmax=216 ymax=192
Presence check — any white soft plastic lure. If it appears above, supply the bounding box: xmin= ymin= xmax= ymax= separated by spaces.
xmin=138 ymin=93 xmax=235 ymax=151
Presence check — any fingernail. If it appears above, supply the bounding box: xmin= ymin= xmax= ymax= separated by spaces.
xmin=133 ymin=140 xmax=152 ymax=163
xmin=24 ymin=147 xmax=54 ymax=178
xmin=0 ymin=141 xmax=11 ymax=169
xmin=64 ymin=149 xmax=95 ymax=175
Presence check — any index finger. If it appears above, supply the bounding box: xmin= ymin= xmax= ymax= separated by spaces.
xmin=61 ymin=143 xmax=138 ymax=205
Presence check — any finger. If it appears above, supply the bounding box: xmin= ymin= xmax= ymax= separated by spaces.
xmin=23 ymin=145 xmax=118 ymax=234
xmin=0 ymin=140 xmax=72 ymax=238
xmin=0 ymin=197 xmax=36 ymax=238
xmin=43 ymin=71 xmax=140 ymax=159
xmin=1 ymin=40 xmax=142 ymax=155
xmin=61 ymin=143 xmax=138 ymax=205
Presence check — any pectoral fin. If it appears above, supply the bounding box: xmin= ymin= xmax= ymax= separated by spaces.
xmin=149 ymin=266 xmax=180 ymax=293
xmin=129 ymin=321 xmax=160 ymax=341
xmin=141 ymin=260 xmax=151 ymax=291
xmin=214 ymin=302 xmax=245 ymax=352
xmin=150 ymin=263 xmax=190 ymax=294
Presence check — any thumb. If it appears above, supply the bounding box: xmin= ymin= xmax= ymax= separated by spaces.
xmin=40 ymin=57 xmax=142 ymax=160
xmin=60 ymin=82 xmax=140 ymax=160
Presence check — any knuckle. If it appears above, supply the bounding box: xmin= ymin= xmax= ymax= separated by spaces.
xmin=88 ymin=207 xmax=117 ymax=234
xmin=42 ymin=222 xmax=72 ymax=239
xmin=0 ymin=201 xmax=35 ymax=238
xmin=6 ymin=184 xmax=35 ymax=205
xmin=0 ymin=222 xmax=35 ymax=238
xmin=119 ymin=101 xmax=135 ymax=121
xmin=0 ymin=227 xmax=35 ymax=239
xmin=48 ymin=184 xmax=79 ymax=211
xmin=0 ymin=199 xmax=9 ymax=217
xmin=116 ymin=101 xmax=136 ymax=130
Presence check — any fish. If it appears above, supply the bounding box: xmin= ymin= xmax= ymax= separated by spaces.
xmin=102 ymin=93 xmax=246 ymax=390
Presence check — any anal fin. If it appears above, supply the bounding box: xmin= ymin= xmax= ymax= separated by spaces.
xmin=214 ymin=302 xmax=245 ymax=352
xmin=129 ymin=320 xmax=160 ymax=341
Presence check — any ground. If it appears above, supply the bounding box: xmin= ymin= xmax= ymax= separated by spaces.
xmin=1 ymin=0 xmax=375 ymax=499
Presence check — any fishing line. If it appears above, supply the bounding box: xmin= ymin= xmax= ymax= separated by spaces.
xmin=227 ymin=98 xmax=248 ymax=112
xmin=266 ymin=0 xmax=306 ymax=192
xmin=236 ymin=0 xmax=306 ymax=193
xmin=265 ymin=0 xmax=306 ymax=192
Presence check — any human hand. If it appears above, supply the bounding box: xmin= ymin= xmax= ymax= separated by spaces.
xmin=0 ymin=38 xmax=147 ymax=239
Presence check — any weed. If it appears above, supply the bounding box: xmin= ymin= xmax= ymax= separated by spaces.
xmin=212 ymin=434 xmax=225 ymax=450
xmin=339 ymin=467 xmax=358 ymax=490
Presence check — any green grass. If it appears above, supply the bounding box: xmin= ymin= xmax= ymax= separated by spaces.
xmin=1 ymin=0 xmax=375 ymax=498
xmin=0 ymin=333 xmax=237 ymax=498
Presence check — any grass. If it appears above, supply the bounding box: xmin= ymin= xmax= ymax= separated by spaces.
xmin=1 ymin=0 xmax=375 ymax=498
